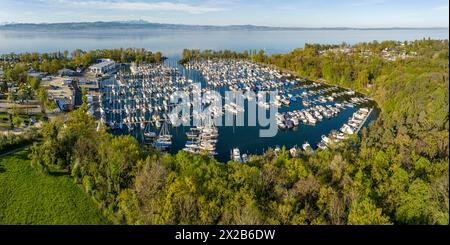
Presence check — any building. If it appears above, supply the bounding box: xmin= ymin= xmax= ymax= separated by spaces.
xmin=56 ymin=98 xmax=74 ymax=112
xmin=62 ymin=79 xmax=73 ymax=86
xmin=28 ymin=70 xmax=47 ymax=80
xmin=88 ymin=58 xmax=116 ymax=75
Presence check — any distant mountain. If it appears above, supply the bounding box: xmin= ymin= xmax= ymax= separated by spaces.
xmin=0 ymin=21 xmax=447 ymax=31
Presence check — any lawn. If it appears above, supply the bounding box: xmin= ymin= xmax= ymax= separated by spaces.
xmin=0 ymin=112 xmax=46 ymax=128
xmin=0 ymin=149 xmax=108 ymax=224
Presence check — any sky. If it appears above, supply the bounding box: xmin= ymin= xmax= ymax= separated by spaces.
xmin=0 ymin=0 xmax=448 ymax=28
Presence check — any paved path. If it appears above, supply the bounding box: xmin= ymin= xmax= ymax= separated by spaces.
xmin=0 ymin=144 xmax=32 ymax=158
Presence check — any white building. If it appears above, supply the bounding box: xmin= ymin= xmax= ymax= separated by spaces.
xmin=89 ymin=59 xmax=116 ymax=75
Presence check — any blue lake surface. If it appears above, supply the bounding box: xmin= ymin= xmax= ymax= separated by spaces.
xmin=103 ymin=58 xmax=378 ymax=162
xmin=0 ymin=29 xmax=448 ymax=55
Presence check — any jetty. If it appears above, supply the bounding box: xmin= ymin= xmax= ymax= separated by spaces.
xmin=355 ymin=107 xmax=374 ymax=134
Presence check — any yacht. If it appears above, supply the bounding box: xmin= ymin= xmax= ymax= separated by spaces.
xmin=302 ymin=142 xmax=312 ymax=152
xmin=232 ymin=148 xmax=242 ymax=162
xmin=241 ymin=154 xmax=249 ymax=163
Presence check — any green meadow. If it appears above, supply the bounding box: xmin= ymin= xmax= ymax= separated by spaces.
xmin=0 ymin=149 xmax=107 ymax=224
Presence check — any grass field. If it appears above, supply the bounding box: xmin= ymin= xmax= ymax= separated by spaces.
xmin=0 ymin=112 xmax=46 ymax=128
xmin=0 ymin=149 xmax=108 ymax=224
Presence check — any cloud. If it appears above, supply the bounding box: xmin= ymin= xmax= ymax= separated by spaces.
xmin=106 ymin=2 xmax=224 ymax=14
xmin=275 ymin=6 xmax=297 ymax=11
xmin=51 ymin=0 xmax=226 ymax=14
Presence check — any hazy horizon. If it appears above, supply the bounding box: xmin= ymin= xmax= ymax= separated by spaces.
xmin=0 ymin=20 xmax=449 ymax=29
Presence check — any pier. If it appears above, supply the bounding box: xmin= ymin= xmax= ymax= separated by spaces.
xmin=355 ymin=107 xmax=374 ymax=134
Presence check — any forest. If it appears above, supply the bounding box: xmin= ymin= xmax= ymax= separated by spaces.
xmin=26 ymin=39 xmax=449 ymax=224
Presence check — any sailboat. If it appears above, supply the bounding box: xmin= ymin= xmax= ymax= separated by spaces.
xmin=153 ymin=117 xmax=172 ymax=151
xmin=143 ymin=122 xmax=157 ymax=144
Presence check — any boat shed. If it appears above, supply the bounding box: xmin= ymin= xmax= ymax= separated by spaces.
xmin=58 ymin=68 xmax=78 ymax=77
xmin=28 ymin=71 xmax=47 ymax=80
xmin=89 ymin=59 xmax=116 ymax=75
xmin=56 ymin=98 xmax=74 ymax=112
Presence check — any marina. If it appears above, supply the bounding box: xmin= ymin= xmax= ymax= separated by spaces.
xmin=98 ymin=58 xmax=377 ymax=162
xmin=0 ymin=0 xmax=446 ymax=228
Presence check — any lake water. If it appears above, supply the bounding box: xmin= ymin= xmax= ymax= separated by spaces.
xmin=1 ymin=28 xmax=446 ymax=161
xmin=103 ymin=58 xmax=378 ymax=162
xmin=0 ymin=29 xmax=448 ymax=55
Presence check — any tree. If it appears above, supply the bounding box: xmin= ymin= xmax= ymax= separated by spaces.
xmin=101 ymin=136 xmax=141 ymax=194
xmin=82 ymin=52 xmax=93 ymax=68
xmin=80 ymin=86 xmax=88 ymax=112
xmin=155 ymin=52 xmax=162 ymax=64
xmin=182 ymin=49 xmax=191 ymax=60
xmin=63 ymin=50 xmax=69 ymax=60
xmin=37 ymin=87 xmax=49 ymax=113
xmin=7 ymin=90 xmax=16 ymax=105
xmin=17 ymin=86 xmax=32 ymax=104
xmin=28 ymin=76 xmax=40 ymax=91
xmin=347 ymin=198 xmax=391 ymax=225
xmin=396 ymin=179 xmax=446 ymax=224
xmin=1 ymin=80 xmax=7 ymax=93
xmin=221 ymin=190 xmax=262 ymax=225
xmin=6 ymin=63 xmax=28 ymax=85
